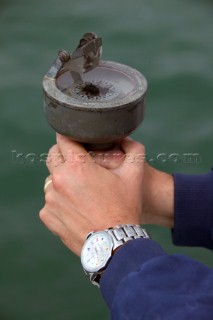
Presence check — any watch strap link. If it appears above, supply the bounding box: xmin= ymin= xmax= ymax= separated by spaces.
xmin=107 ymin=224 xmax=150 ymax=251
xmin=83 ymin=224 xmax=150 ymax=287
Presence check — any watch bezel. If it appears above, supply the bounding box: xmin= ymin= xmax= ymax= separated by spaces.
xmin=81 ymin=231 xmax=113 ymax=273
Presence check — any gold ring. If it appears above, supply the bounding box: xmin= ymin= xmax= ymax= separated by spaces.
xmin=44 ymin=179 xmax=52 ymax=192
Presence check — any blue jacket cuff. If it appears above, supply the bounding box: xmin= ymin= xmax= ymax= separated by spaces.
xmin=100 ymin=238 xmax=166 ymax=308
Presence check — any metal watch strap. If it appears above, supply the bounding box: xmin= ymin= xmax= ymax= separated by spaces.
xmin=89 ymin=225 xmax=150 ymax=286
xmin=106 ymin=224 xmax=150 ymax=252
xmin=83 ymin=225 xmax=150 ymax=287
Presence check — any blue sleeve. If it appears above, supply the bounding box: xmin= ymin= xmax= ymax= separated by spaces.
xmin=100 ymin=170 xmax=213 ymax=318
xmin=100 ymin=239 xmax=213 ymax=320
xmin=172 ymin=170 xmax=213 ymax=249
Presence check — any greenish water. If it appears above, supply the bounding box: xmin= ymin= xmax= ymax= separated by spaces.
xmin=1 ymin=0 xmax=213 ymax=319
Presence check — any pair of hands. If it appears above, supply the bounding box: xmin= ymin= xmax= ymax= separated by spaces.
xmin=39 ymin=134 xmax=174 ymax=256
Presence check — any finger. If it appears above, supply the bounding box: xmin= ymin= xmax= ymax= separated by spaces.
xmin=121 ymin=138 xmax=146 ymax=164
xmin=46 ymin=144 xmax=64 ymax=174
xmin=114 ymin=138 xmax=146 ymax=178
xmin=56 ymin=134 xmax=88 ymax=163
xmin=121 ymin=138 xmax=145 ymax=155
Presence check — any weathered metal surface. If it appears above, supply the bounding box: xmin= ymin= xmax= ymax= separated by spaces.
xmin=43 ymin=33 xmax=147 ymax=150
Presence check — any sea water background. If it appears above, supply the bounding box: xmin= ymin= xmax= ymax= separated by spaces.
xmin=0 ymin=0 xmax=213 ymax=319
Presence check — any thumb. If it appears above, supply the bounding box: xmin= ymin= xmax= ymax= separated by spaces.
xmin=113 ymin=138 xmax=146 ymax=180
xmin=90 ymin=149 xmax=125 ymax=169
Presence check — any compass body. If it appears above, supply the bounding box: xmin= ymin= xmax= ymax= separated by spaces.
xmin=43 ymin=33 xmax=147 ymax=150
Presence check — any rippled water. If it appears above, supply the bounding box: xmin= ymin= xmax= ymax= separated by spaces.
xmin=1 ymin=0 xmax=213 ymax=319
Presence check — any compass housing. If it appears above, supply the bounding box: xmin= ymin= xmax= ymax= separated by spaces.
xmin=43 ymin=59 xmax=147 ymax=150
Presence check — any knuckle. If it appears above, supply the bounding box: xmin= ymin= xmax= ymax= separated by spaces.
xmin=48 ymin=144 xmax=57 ymax=154
xmin=46 ymin=155 xmax=51 ymax=167
xmin=46 ymin=145 xmax=58 ymax=165
xmin=39 ymin=208 xmax=55 ymax=231
xmin=52 ymin=171 xmax=63 ymax=190
xmin=39 ymin=208 xmax=48 ymax=222
xmin=44 ymin=191 xmax=55 ymax=205
xmin=134 ymin=141 xmax=145 ymax=154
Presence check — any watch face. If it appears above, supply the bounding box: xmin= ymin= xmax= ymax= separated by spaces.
xmin=81 ymin=231 xmax=113 ymax=273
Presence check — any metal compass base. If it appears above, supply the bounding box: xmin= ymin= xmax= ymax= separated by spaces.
xmin=43 ymin=33 xmax=148 ymax=150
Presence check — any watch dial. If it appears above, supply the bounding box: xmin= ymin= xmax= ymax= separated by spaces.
xmin=81 ymin=232 xmax=113 ymax=272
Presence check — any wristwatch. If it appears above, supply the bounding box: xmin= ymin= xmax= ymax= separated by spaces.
xmin=81 ymin=224 xmax=150 ymax=287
